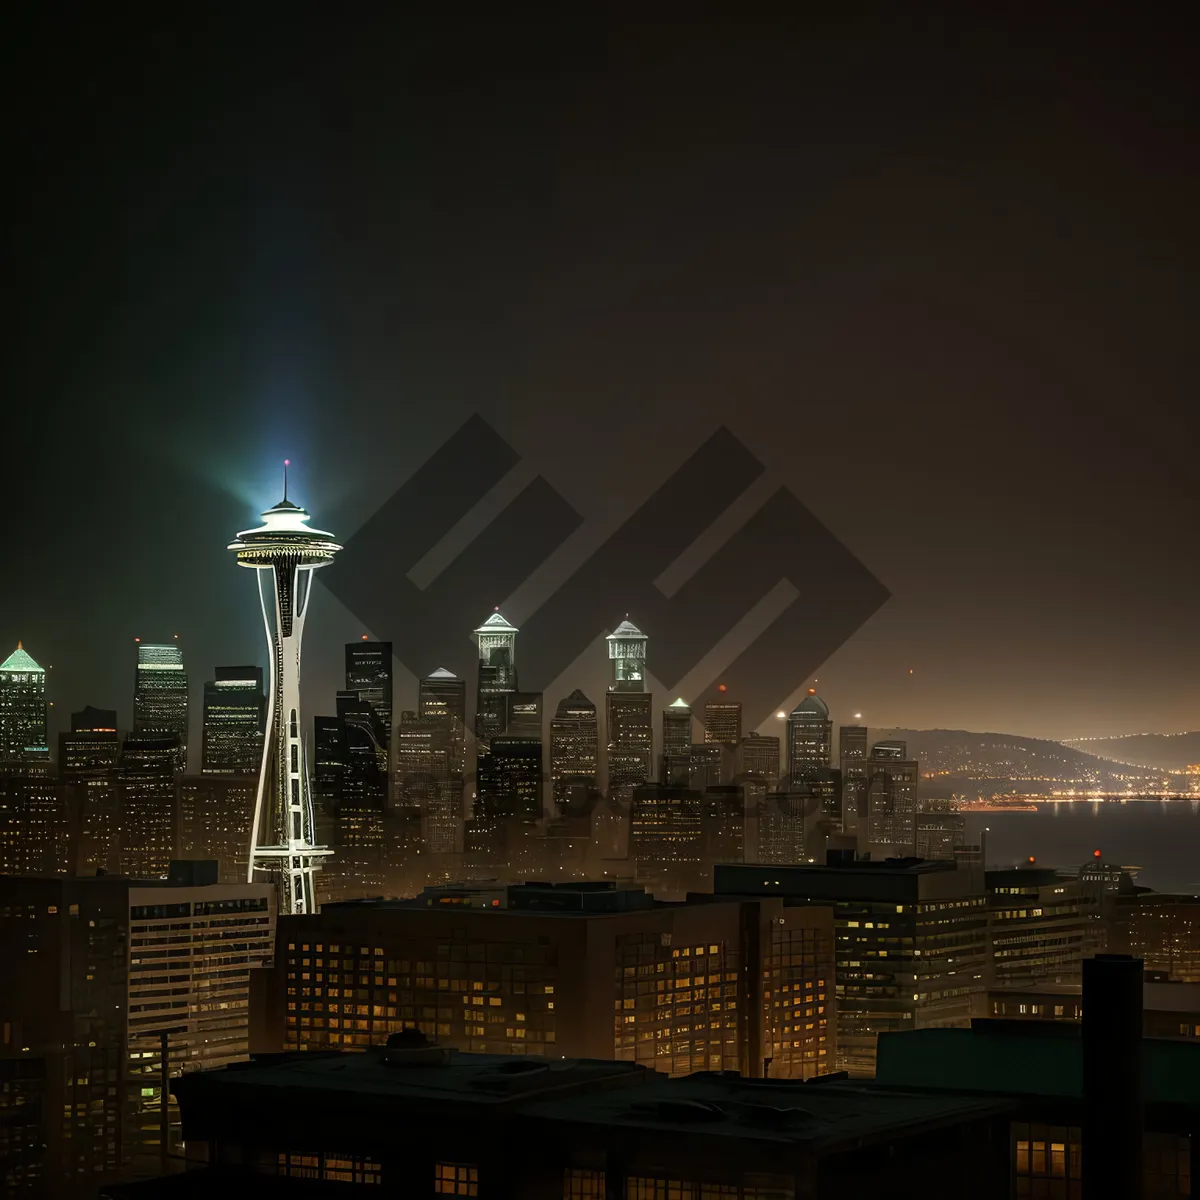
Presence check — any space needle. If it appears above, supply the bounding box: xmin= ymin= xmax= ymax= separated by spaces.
xmin=228 ymin=463 xmax=341 ymax=914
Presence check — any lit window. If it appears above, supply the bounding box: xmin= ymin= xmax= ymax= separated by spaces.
xmin=435 ymin=1162 xmax=479 ymax=1196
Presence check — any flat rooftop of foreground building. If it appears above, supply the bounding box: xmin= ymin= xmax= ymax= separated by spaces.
xmin=172 ymin=1044 xmax=1011 ymax=1153
xmin=519 ymin=1070 xmax=1012 ymax=1153
xmin=174 ymin=1046 xmax=653 ymax=1112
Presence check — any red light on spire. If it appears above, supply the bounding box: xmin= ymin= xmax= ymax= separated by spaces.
xmin=718 ymin=684 xmax=727 ymax=693
xmin=361 ymin=634 xmax=369 ymax=641
xmin=807 ymin=687 xmax=816 ymax=696
xmin=134 ymin=637 xmax=141 ymax=643
xmin=1093 ymin=849 xmax=1102 ymax=858
xmin=1028 ymin=855 xmax=1036 ymax=864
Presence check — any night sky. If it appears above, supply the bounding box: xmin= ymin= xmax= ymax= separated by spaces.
xmin=2 ymin=12 xmax=1196 ymax=748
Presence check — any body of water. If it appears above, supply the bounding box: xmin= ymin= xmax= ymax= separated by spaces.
xmin=964 ymin=801 xmax=1200 ymax=893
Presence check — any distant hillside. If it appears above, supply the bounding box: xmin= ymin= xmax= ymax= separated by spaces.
xmin=1061 ymin=732 xmax=1200 ymax=773
xmin=876 ymin=728 xmax=1177 ymax=799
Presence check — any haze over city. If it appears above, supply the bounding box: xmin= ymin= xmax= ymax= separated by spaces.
xmin=4 ymin=12 xmax=1198 ymax=742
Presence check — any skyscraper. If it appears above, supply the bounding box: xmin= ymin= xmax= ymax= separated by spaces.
xmin=703 ymin=691 xmax=742 ymax=746
xmin=736 ymin=734 xmax=781 ymax=782
xmin=865 ymin=740 xmax=919 ymax=857
xmin=662 ymin=700 xmax=691 ymax=763
xmin=326 ymin=692 xmax=388 ymax=902
xmin=345 ymin=639 xmax=393 ymax=757
xmin=395 ymin=709 xmax=459 ymax=855
xmin=227 ymin=474 xmax=341 ymax=915
xmin=606 ymin=619 xmax=652 ymax=798
xmin=549 ymin=689 xmax=598 ymax=805
xmin=117 ymin=733 xmax=178 ymax=879
xmin=60 ymin=706 xmax=120 ymax=875
xmin=132 ymin=640 xmax=188 ymax=770
xmin=473 ymin=610 xmax=518 ymax=757
xmin=839 ymin=723 xmax=869 ymax=841
xmin=419 ymin=667 xmax=467 ymax=777
xmin=786 ymin=689 xmax=832 ymax=784
xmin=201 ymin=666 xmax=266 ymax=774
xmin=0 ymin=642 xmax=48 ymax=763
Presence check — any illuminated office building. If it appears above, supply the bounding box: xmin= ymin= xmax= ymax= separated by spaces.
xmin=605 ymin=619 xmax=652 ymax=797
xmin=736 ymin=733 xmax=781 ymax=782
xmin=661 ymin=698 xmax=692 ymax=784
xmin=227 ymin=474 xmax=341 ymax=914
xmin=200 ymin=666 xmax=265 ymax=775
xmin=418 ymin=667 xmax=467 ymax=778
xmin=132 ymin=641 xmax=188 ymax=771
xmin=177 ymin=775 xmax=258 ymax=883
xmin=549 ymin=689 xmax=598 ymax=805
xmin=0 ymin=764 xmax=67 ymax=876
xmin=59 ymin=707 xmax=120 ymax=874
xmin=345 ymin=640 xmax=393 ymax=758
xmin=716 ymin=858 xmax=988 ymax=1077
xmin=0 ymin=643 xmax=48 ymax=763
xmin=985 ymin=866 xmax=1089 ymax=989
xmin=703 ymin=693 xmax=742 ymax=746
xmin=253 ymin=883 xmax=834 ymax=1082
xmin=786 ymin=690 xmax=832 ymax=784
xmin=0 ymin=869 xmax=274 ymax=1196
xmin=394 ymin=710 xmax=459 ymax=855
xmin=117 ymin=734 xmax=178 ymax=879
xmin=865 ymin=740 xmax=919 ymax=857
xmin=473 ymin=610 xmax=518 ymax=760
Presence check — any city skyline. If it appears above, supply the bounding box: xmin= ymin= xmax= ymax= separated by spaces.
xmin=3 ymin=16 xmax=1198 ymax=744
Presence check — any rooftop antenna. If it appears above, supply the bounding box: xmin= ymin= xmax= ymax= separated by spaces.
xmin=283 ymin=459 xmax=290 ymax=502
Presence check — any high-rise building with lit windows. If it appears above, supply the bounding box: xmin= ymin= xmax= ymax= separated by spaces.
xmin=418 ymin=668 xmax=467 ymax=778
xmin=549 ymin=690 xmax=598 ymax=805
xmin=59 ymin=707 xmax=120 ymax=874
xmin=661 ymin=698 xmax=692 ymax=784
xmin=200 ymin=666 xmax=265 ymax=775
xmin=605 ymin=619 xmax=652 ymax=798
xmin=716 ymin=858 xmax=988 ymax=1077
xmin=866 ymin=740 xmax=919 ymax=857
xmin=473 ymin=610 xmax=518 ymax=760
xmin=132 ymin=641 xmax=188 ymax=771
xmin=0 ymin=869 xmax=274 ymax=1195
xmin=118 ymin=733 xmax=178 ymax=879
xmin=0 ymin=643 xmax=48 ymax=763
xmin=785 ymin=690 xmax=832 ymax=784
xmin=345 ymin=640 xmax=393 ymax=759
xmin=227 ymin=475 xmax=341 ymax=915
xmin=703 ymin=694 xmax=742 ymax=746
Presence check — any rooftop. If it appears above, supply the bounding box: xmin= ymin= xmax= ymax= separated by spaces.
xmin=0 ymin=643 xmax=43 ymax=673
xmin=173 ymin=1048 xmax=1010 ymax=1154
xmin=607 ymin=618 xmax=646 ymax=640
xmin=474 ymin=610 xmax=518 ymax=634
xmin=875 ymin=1025 xmax=1200 ymax=1107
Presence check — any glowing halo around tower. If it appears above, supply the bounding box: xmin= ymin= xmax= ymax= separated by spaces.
xmin=227 ymin=466 xmax=341 ymax=915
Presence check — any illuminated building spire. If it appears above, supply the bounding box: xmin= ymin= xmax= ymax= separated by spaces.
xmin=227 ymin=475 xmax=341 ymax=915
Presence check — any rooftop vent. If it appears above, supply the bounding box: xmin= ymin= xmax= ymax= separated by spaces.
xmin=630 ymin=1099 xmax=726 ymax=1124
xmin=381 ymin=1029 xmax=450 ymax=1068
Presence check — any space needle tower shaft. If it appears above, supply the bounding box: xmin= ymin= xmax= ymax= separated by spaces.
xmin=227 ymin=463 xmax=341 ymax=914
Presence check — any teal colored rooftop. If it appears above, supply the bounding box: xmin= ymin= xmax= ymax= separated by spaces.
xmin=876 ymin=1025 xmax=1200 ymax=1107
xmin=0 ymin=643 xmax=43 ymax=673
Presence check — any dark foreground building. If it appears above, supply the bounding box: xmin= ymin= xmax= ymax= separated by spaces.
xmin=100 ymin=1035 xmax=1012 ymax=1199
xmin=876 ymin=954 xmax=1200 ymax=1198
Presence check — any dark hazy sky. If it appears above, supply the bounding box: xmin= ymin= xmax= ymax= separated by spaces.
xmin=2 ymin=12 xmax=1196 ymax=746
